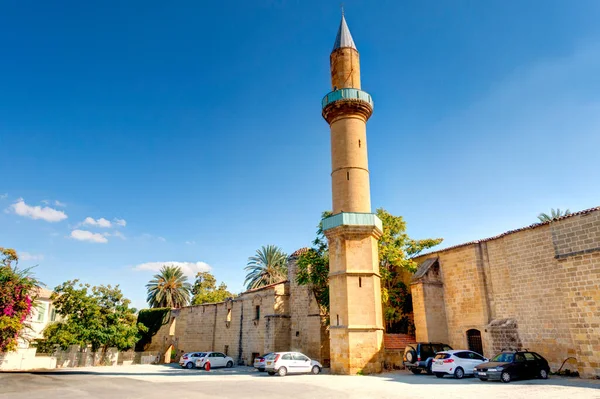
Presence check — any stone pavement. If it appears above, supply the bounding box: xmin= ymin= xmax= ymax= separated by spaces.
xmin=0 ymin=364 xmax=598 ymax=399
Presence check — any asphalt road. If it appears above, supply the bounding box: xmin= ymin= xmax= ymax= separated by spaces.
xmin=1 ymin=364 xmax=598 ymax=399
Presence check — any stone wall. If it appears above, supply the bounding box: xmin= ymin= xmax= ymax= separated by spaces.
xmin=142 ymin=254 xmax=331 ymax=366
xmin=412 ymin=207 xmax=600 ymax=377
xmin=288 ymin=255 xmax=330 ymax=364
xmin=144 ymin=282 xmax=291 ymax=366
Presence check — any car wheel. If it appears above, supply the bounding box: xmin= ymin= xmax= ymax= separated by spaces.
xmin=435 ymin=372 xmax=444 ymax=378
xmin=185 ymin=362 xmax=194 ymax=369
xmin=278 ymin=367 xmax=287 ymax=377
xmin=405 ymin=350 xmax=416 ymax=364
xmin=540 ymin=369 xmax=548 ymax=379
xmin=267 ymin=371 xmax=276 ymax=376
xmin=410 ymin=368 xmax=422 ymax=375
xmin=454 ymin=367 xmax=464 ymax=379
xmin=226 ymin=361 xmax=233 ymax=368
xmin=501 ymin=371 xmax=511 ymax=383
xmin=311 ymin=365 xmax=321 ymax=375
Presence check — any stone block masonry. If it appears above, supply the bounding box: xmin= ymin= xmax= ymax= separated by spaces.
xmin=412 ymin=207 xmax=600 ymax=378
xmin=142 ymin=252 xmax=329 ymax=367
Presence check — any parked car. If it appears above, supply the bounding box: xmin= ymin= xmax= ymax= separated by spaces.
xmin=431 ymin=350 xmax=488 ymax=379
xmin=179 ymin=352 xmax=207 ymax=369
xmin=253 ymin=353 xmax=273 ymax=372
xmin=474 ymin=350 xmax=550 ymax=383
xmin=403 ymin=343 xmax=453 ymax=374
xmin=194 ymin=351 xmax=235 ymax=370
xmin=264 ymin=352 xmax=322 ymax=376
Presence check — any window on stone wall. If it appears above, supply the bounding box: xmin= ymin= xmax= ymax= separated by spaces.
xmin=227 ymin=309 xmax=232 ymax=322
xmin=50 ymin=307 xmax=57 ymax=322
xmin=224 ymin=345 xmax=229 ymax=356
xmin=255 ymin=305 xmax=260 ymax=321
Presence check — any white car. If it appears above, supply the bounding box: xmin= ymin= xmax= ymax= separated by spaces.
xmin=264 ymin=352 xmax=322 ymax=376
xmin=253 ymin=353 xmax=273 ymax=372
xmin=194 ymin=351 xmax=235 ymax=370
xmin=431 ymin=350 xmax=488 ymax=379
xmin=179 ymin=352 xmax=207 ymax=369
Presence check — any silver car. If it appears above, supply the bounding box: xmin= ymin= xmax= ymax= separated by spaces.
xmin=264 ymin=352 xmax=322 ymax=376
xmin=194 ymin=351 xmax=235 ymax=370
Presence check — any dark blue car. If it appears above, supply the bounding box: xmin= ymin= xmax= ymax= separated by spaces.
xmin=474 ymin=350 xmax=550 ymax=382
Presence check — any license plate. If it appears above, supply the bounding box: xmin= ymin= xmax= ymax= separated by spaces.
xmin=267 ymin=361 xmax=272 ymax=365
xmin=478 ymin=372 xmax=487 ymax=376
xmin=436 ymin=360 xmax=443 ymax=365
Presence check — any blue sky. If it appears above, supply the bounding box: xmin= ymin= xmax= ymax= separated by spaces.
xmin=1 ymin=1 xmax=599 ymax=310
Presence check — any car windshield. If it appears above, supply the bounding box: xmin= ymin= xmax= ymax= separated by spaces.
xmin=492 ymin=353 xmax=514 ymax=363
xmin=434 ymin=353 xmax=451 ymax=359
xmin=198 ymin=353 xmax=207 ymax=357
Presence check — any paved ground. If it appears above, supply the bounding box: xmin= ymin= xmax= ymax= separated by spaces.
xmin=1 ymin=364 xmax=598 ymax=399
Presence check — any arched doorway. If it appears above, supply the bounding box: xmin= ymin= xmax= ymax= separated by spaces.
xmin=466 ymin=329 xmax=483 ymax=355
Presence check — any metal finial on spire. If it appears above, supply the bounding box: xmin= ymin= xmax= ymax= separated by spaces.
xmin=332 ymin=9 xmax=356 ymax=51
xmin=341 ymin=3 xmax=344 ymax=17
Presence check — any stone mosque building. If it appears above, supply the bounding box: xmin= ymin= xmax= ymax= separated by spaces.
xmin=142 ymin=15 xmax=600 ymax=378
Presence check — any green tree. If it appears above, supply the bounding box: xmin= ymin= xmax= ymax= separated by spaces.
xmin=244 ymin=245 xmax=288 ymax=290
xmin=0 ymin=247 xmax=42 ymax=352
xmin=296 ymin=209 xmax=443 ymax=333
xmin=192 ymin=272 xmax=235 ymax=305
xmin=42 ymin=280 xmax=143 ymax=354
xmin=146 ymin=265 xmax=192 ymax=308
xmin=538 ymin=208 xmax=571 ymax=222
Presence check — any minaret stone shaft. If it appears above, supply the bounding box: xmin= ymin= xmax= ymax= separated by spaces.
xmin=321 ymin=14 xmax=384 ymax=375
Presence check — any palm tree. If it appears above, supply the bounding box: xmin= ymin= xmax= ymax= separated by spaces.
xmin=537 ymin=208 xmax=571 ymax=223
xmin=244 ymin=245 xmax=288 ymax=290
xmin=146 ymin=265 xmax=191 ymax=308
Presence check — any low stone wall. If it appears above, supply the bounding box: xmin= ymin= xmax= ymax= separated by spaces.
xmin=0 ymin=348 xmax=56 ymax=370
xmin=383 ymin=334 xmax=414 ymax=369
xmin=0 ymin=347 xmax=158 ymax=371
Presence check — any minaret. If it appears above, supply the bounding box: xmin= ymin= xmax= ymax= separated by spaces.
xmin=321 ymin=13 xmax=384 ymax=375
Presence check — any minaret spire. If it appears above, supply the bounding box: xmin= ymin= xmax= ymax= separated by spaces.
xmin=332 ymin=12 xmax=356 ymax=51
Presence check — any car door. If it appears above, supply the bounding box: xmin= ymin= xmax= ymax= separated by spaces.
xmin=217 ymin=352 xmax=228 ymax=367
xmin=513 ymin=353 xmax=527 ymax=378
xmin=453 ymin=351 xmax=470 ymax=372
xmin=523 ymin=352 xmax=538 ymax=378
xmin=293 ymin=353 xmax=311 ymax=373
xmin=280 ymin=353 xmax=294 ymax=371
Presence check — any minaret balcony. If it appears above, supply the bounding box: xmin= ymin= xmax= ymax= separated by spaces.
xmin=322 ymin=88 xmax=373 ymax=109
xmin=321 ymin=88 xmax=374 ymax=123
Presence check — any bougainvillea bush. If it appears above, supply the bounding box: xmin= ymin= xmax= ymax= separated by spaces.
xmin=0 ymin=247 xmax=40 ymax=352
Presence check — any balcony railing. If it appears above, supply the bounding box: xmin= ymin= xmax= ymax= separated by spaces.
xmin=321 ymin=88 xmax=374 ymax=110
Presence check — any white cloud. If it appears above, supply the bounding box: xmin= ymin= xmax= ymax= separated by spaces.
xmin=185 ymin=240 xmax=196 ymax=245
xmin=133 ymin=261 xmax=211 ymax=277
xmin=112 ymin=231 xmax=127 ymax=240
xmin=20 ymin=252 xmax=44 ymax=261
xmin=70 ymin=229 xmax=108 ymax=243
xmin=0 ymin=193 xmax=7 ymax=200
xmin=114 ymin=218 xmax=127 ymax=227
xmin=9 ymin=199 xmax=68 ymax=222
xmin=54 ymin=200 xmax=66 ymax=207
xmin=82 ymin=217 xmax=112 ymax=228
xmin=158 ymin=237 xmax=166 ymax=242
xmin=41 ymin=199 xmax=50 ymax=205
